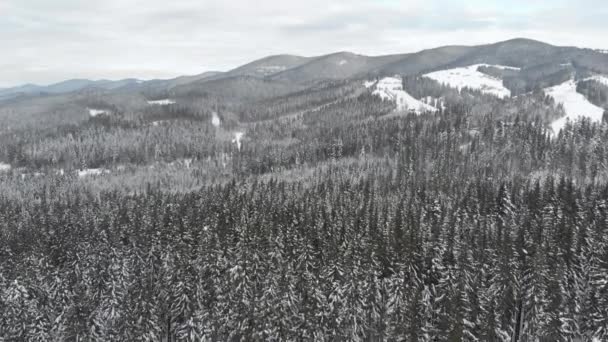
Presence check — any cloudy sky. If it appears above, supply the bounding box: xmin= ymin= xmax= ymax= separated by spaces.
xmin=1 ymin=0 xmax=607 ymax=87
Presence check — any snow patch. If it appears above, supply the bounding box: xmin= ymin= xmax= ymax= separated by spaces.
xmin=88 ymin=108 xmax=109 ymax=117
xmin=232 ymin=132 xmax=245 ymax=150
xmin=212 ymin=112 xmax=221 ymax=127
xmin=371 ymin=77 xmax=437 ymax=114
xmin=363 ymin=80 xmax=376 ymax=88
xmin=151 ymin=120 xmax=171 ymax=127
xmin=0 ymin=163 xmax=11 ymax=172
xmin=256 ymin=66 xmax=287 ymax=75
xmin=423 ymin=64 xmax=514 ymax=98
xmin=147 ymin=99 xmax=176 ymax=105
xmin=77 ymin=168 xmax=110 ymax=178
xmin=596 ymin=49 xmax=608 ymax=54
xmin=338 ymin=60 xmax=348 ymax=66
xmin=422 ymin=96 xmax=446 ymax=111
xmin=168 ymin=158 xmax=193 ymax=169
xmin=585 ymin=75 xmax=608 ymax=87
xmin=20 ymin=172 xmax=45 ymax=180
xmin=545 ymin=80 xmax=605 ymax=133
xmin=475 ymin=63 xmax=520 ymax=71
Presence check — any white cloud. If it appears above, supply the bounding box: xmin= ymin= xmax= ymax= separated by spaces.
xmin=0 ymin=0 xmax=606 ymax=87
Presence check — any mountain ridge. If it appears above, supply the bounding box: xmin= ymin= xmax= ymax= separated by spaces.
xmin=2 ymin=38 xmax=607 ymax=101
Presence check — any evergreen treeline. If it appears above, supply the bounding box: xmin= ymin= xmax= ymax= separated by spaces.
xmin=1 ymin=173 xmax=607 ymax=340
xmin=577 ymin=80 xmax=608 ymax=109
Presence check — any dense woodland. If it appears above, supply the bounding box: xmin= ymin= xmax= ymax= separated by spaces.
xmin=1 ymin=67 xmax=608 ymax=341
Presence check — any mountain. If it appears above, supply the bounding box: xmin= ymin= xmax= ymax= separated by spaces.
xmin=211 ymin=38 xmax=605 ymax=84
xmin=0 ymin=84 xmax=41 ymax=101
xmin=165 ymin=71 xmax=224 ymax=88
xmin=0 ymin=78 xmax=146 ymax=99
xmin=171 ymin=75 xmax=304 ymax=103
xmin=376 ymin=45 xmax=474 ymax=76
xmin=3 ymin=38 xmax=608 ymax=101
xmin=222 ymin=54 xmax=313 ymax=79
xmin=270 ymin=52 xmax=407 ymax=83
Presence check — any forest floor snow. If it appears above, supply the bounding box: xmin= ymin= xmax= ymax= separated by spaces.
xmin=212 ymin=112 xmax=221 ymax=127
xmin=88 ymin=108 xmax=109 ymax=117
xmin=147 ymin=99 xmax=176 ymax=105
xmin=78 ymin=168 xmax=110 ymax=178
xmin=233 ymin=132 xmax=245 ymax=150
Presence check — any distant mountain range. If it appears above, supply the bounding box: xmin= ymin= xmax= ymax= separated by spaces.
xmin=0 ymin=79 xmax=144 ymax=100
xmin=2 ymin=38 xmax=607 ymax=101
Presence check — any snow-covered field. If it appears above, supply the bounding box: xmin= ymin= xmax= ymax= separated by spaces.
xmin=78 ymin=168 xmax=110 ymax=178
xmin=545 ymin=80 xmax=605 ymax=133
xmin=0 ymin=163 xmax=11 ymax=172
xmin=370 ymin=77 xmax=437 ymax=114
xmin=233 ymin=132 xmax=245 ymax=150
xmin=212 ymin=112 xmax=221 ymax=127
xmin=147 ymin=99 xmax=176 ymax=105
xmin=88 ymin=108 xmax=108 ymax=117
xmin=423 ymin=64 xmax=517 ymax=98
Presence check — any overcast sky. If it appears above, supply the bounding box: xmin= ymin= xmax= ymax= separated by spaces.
xmin=1 ymin=0 xmax=607 ymax=87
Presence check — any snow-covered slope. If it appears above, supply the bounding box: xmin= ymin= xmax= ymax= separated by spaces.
xmin=369 ymin=77 xmax=437 ymax=114
xmin=545 ymin=80 xmax=605 ymax=133
xmin=423 ymin=64 xmax=517 ymax=98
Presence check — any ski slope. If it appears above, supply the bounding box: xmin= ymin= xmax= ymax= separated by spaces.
xmin=545 ymin=80 xmax=605 ymax=133
xmin=370 ymin=77 xmax=437 ymax=114
xmin=423 ymin=64 xmax=517 ymax=98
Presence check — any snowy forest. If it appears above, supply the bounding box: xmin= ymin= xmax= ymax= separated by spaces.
xmin=2 ymin=39 xmax=608 ymax=341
